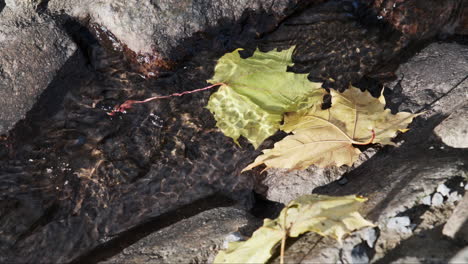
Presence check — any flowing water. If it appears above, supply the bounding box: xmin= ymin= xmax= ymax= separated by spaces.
xmin=0 ymin=1 xmax=457 ymax=262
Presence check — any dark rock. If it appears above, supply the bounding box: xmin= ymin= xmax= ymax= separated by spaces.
xmin=372 ymin=0 xmax=467 ymax=41
xmin=101 ymin=207 xmax=260 ymax=264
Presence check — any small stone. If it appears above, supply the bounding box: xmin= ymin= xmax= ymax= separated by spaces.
xmin=447 ymin=192 xmax=462 ymax=203
xmin=359 ymin=227 xmax=377 ymax=248
xmin=338 ymin=177 xmax=349 ymax=185
xmin=431 ymin=193 xmax=444 ymax=206
xmin=387 ymin=216 xmax=412 ymax=233
xmin=437 ymin=183 xmax=451 ymax=197
xmin=421 ymin=195 xmax=432 ymax=205
xmin=222 ymin=232 xmax=244 ymax=249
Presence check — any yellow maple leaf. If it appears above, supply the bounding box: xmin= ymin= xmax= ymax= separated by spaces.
xmin=214 ymin=194 xmax=374 ymax=264
xmin=244 ymin=86 xmax=419 ymax=171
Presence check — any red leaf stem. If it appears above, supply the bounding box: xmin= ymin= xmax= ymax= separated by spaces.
xmin=107 ymin=82 xmax=225 ymax=116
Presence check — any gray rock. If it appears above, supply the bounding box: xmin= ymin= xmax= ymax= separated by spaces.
xmin=434 ymin=104 xmax=468 ymax=148
xmin=258 ymin=166 xmax=345 ymax=204
xmin=0 ymin=9 xmax=76 ymax=134
xmin=102 ymin=207 xmax=260 ymax=264
xmin=450 ymin=246 xmax=468 ymax=264
xmin=388 ymin=42 xmax=468 ymax=115
xmin=257 ymin=148 xmax=378 ymax=204
xmin=443 ymin=192 xmax=468 ymax=243
xmin=48 ymin=0 xmax=300 ymax=56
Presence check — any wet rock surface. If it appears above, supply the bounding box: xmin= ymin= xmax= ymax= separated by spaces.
xmin=0 ymin=7 xmax=76 ymax=134
xmin=0 ymin=1 xmax=467 ymax=263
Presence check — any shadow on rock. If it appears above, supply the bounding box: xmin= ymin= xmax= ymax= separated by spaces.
xmin=374 ymin=225 xmax=463 ymax=264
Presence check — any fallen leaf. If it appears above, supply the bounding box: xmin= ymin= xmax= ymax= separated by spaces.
xmin=244 ymin=86 xmax=419 ymax=170
xmin=214 ymin=194 xmax=374 ymax=264
xmin=207 ymin=47 xmax=324 ymax=148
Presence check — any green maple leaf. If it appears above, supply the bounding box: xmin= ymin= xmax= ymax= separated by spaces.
xmin=207 ymin=47 xmax=324 ymax=148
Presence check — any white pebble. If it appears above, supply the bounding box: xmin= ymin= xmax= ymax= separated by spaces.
xmin=437 ymin=184 xmax=451 ymax=197
xmin=387 ymin=216 xmax=412 ymax=233
xmin=421 ymin=195 xmax=432 ymax=205
xmin=223 ymin=232 xmax=244 ymax=249
xmin=431 ymin=193 xmax=444 ymax=206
